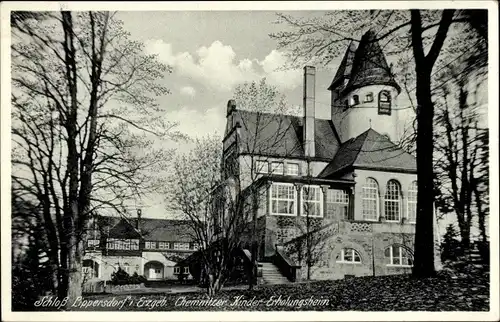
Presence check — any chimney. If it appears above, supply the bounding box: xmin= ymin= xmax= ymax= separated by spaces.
xmin=226 ymin=99 xmax=236 ymax=117
xmin=303 ymin=66 xmax=316 ymax=158
xmin=136 ymin=209 xmax=142 ymax=230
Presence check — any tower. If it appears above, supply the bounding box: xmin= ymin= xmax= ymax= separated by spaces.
xmin=329 ymin=30 xmax=403 ymax=143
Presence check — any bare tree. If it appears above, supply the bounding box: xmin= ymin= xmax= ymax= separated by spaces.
xmin=11 ymin=11 xmax=177 ymax=305
xmin=167 ymin=78 xmax=302 ymax=294
xmin=433 ymin=57 xmax=488 ymax=250
xmin=270 ymin=9 xmax=488 ymax=277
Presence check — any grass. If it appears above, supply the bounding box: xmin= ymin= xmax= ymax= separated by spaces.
xmin=72 ymin=271 xmax=489 ymax=311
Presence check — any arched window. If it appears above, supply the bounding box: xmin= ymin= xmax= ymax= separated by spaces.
xmin=336 ymin=248 xmax=362 ymax=263
xmin=407 ymin=181 xmax=417 ymax=223
xmin=385 ymin=245 xmax=413 ymax=266
xmin=352 ymin=95 xmax=360 ymax=105
xmin=362 ymin=178 xmax=379 ymax=221
xmin=378 ymin=91 xmax=392 ymax=115
xmin=364 ymin=92 xmax=374 ymax=103
xmin=385 ymin=180 xmax=402 ymax=221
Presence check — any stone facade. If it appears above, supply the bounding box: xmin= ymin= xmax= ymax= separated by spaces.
xmin=258 ymin=213 xmax=417 ymax=280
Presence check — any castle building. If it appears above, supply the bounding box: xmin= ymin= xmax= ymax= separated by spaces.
xmin=221 ymin=30 xmax=441 ymax=282
xmin=82 ymin=214 xmax=197 ymax=282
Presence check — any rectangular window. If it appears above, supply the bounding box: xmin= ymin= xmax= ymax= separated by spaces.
xmin=174 ymin=242 xmax=190 ymax=250
xmin=158 ymin=242 xmax=169 ymax=250
xmin=174 ymin=267 xmax=180 ymax=274
xmin=362 ymin=180 xmax=379 ymax=221
xmin=407 ymin=182 xmax=417 ymax=223
xmin=145 ymin=241 xmax=157 ymax=249
xmin=183 ymin=267 xmax=189 ymax=274
xmin=364 ymin=93 xmax=373 ymax=103
xmin=106 ymin=238 xmax=139 ymax=250
xmin=189 ymin=242 xmax=199 ymax=250
xmin=270 ymin=183 xmax=296 ymax=216
xmin=385 ymin=246 xmax=413 ymax=267
xmin=87 ymin=239 xmax=100 ymax=248
xmin=326 ymin=189 xmax=349 ymax=219
xmin=302 ymin=185 xmax=323 ymax=218
xmin=106 ymin=238 xmax=116 ymax=250
xmin=286 ymin=163 xmax=299 ymax=176
xmin=256 ymin=160 xmax=268 ymax=174
xmin=271 ymin=162 xmax=284 ymax=175
xmin=223 ymin=144 xmax=238 ymax=179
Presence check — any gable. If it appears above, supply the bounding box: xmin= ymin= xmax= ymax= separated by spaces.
xmin=108 ymin=218 xmax=141 ymax=239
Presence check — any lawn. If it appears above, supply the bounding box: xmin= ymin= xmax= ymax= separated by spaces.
xmin=73 ymin=271 xmax=489 ymax=311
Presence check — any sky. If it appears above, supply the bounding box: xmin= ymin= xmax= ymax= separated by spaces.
xmin=117 ymin=11 xmax=336 ymax=139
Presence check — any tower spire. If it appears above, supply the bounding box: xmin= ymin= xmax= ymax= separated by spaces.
xmin=342 ymin=29 xmax=401 ymax=95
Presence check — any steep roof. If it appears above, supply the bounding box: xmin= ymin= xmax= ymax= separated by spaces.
xmin=319 ymin=128 xmax=416 ymax=177
xmin=139 ymin=218 xmax=194 ymax=242
xmin=232 ymin=109 xmax=340 ymax=161
xmin=99 ymin=216 xmax=194 ymax=242
xmin=342 ymin=30 xmax=401 ymax=94
xmin=328 ymin=41 xmax=357 ymax=91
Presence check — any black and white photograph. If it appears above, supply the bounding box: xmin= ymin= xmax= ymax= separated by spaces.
xmin=1 ymin=1 xmax=498 ymax=321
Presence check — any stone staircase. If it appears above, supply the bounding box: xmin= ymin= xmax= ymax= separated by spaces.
xmin=259 ymin=262 xmax=291 ymax=285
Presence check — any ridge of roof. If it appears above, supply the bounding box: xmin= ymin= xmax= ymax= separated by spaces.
xmin=328 ymin=41 xmax=357 ymax=91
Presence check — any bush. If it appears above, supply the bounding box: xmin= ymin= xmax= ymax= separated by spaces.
xmin=109 ymin=268 xmax=146 ymax=285
xmin=130 ymin=272 xmax=147 ymax=284
xmin=441 ymin=224 xmax=463 ymax=262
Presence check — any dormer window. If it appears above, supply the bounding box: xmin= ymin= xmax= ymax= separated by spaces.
xmin=364 ymin=93 xmax=373 ymax=102
xmin=378 ymin=91 xmax=392 ymax=115
xmin=352 ymin=95 xmax=360 ymax=105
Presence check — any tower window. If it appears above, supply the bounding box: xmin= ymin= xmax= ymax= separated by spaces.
xmin=378 ymin=91 xmax=392 ymax=115
xmin=364 ymin=93 xmax=373 ymax=102
xmin=352 ymin=95 xmax=360 ymax=105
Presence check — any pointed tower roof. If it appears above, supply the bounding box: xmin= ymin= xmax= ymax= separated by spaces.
xmin=327 ymin=41 xmax=357 ymax=91
xmin=342 ymin=29 xmax=401 ymax=94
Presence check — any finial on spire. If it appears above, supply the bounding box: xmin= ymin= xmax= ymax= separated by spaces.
xmin=369 ymin=119 xmax=372 ymax=128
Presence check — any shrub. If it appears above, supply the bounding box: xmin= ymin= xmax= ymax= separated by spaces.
xmin=441 ymin=224 xmax=463 ymax=262
xmin=110 ymin=268 xmax=130 ymax=285
xmin=129 ymin=272 xmax=147 ymax=284
xmin=109 ymin=269 xmax=147 ymax=285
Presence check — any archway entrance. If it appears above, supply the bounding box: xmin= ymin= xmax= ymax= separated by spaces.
xmin=144 ymin=261 xmax=164 ymax=280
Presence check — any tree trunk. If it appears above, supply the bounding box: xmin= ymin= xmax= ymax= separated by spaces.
xmin=66 ymin=237 xmax=84 ymax=309
xmin=474 ymin=185 xmax=487 ymax=243
xmin=207 ymin=273 xmax=222 ymax=297
xmin=412 ymin=68 xmax=436 ymax=277
xmin=411 ymin=9 xmax=454 ymax=278
xmin=249 ymin=187 xmax=258 ymax=290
